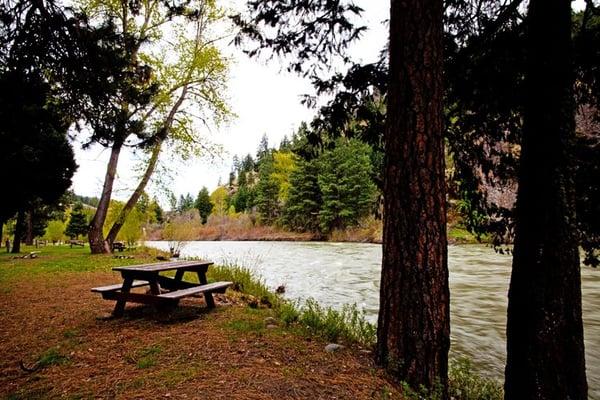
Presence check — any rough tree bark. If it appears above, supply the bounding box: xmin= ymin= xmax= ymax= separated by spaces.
xmin=504 ymin=0 xmax=588 ymax=398
xmin=11 ymin=210 xmax=25 ymax=254
xmin=25 ymin=207 xmax=34 ymax=246
xmin=376 ymin=0 xmax=449 ymax=396
xmin=88 ymin=141 xmax=123 ymax=254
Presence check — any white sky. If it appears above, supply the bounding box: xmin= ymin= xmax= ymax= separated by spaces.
xmin=71 ymin=0 xmax=388 ymax=206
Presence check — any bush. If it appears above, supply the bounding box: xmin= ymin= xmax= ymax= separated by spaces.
xmin=298 ymin=299 xmax=376 ymax=347
xmin=448 ymin=358 xmax=503 ymax=400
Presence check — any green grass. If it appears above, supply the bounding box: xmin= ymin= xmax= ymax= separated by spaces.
xmin=206 ymin=261 xmax=278 ymax=307
xmin=129 ymin=344 xmax=163 ymax=369
xmin=448 ymin=226 xmax=478 ymax=243
xmin=37 ymin=347 xmax=70 ymax=368
xmin=297 ymin=298 xmax=376 ymax=346
xmin=449 ymin=358 xmax=503 ymax=400
xmin=0 ymin=245 xmax=167 ymax=286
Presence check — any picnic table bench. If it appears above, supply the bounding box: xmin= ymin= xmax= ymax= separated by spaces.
xmin=69 ymin=239 xmax=85 ymax=248
xmin=91 ymin=260 xmax=232 ymax=317
xmin=111 ymin=241 xmax=126 ymax=252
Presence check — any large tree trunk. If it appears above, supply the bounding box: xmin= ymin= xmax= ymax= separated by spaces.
xmin=376 ymin=0 xmax=449 ymax=397
xmin=11 ymin=210 xmax=25 ymax=254
xmin=88 ymin=142 xmax=123 ymax=254
xmin=25 ymin=207 xmax=34 ymax=245
xmin=504 ymin=0 xmax=588 ymax=398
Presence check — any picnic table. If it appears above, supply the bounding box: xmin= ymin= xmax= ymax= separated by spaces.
xmin=91 ymin=260 xmax=232 ymax=317
xmin=111 ymin=241 xmax=126 ymax=252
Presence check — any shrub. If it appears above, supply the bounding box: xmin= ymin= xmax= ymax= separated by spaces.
xmin=298 ymin=299 xmax=376 ymax=347
xmin=448 ymin=358 xmax=503 ymax=400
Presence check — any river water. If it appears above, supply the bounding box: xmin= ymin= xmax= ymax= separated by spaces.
xmin=147 ymin=241 xmax=600 ymax=397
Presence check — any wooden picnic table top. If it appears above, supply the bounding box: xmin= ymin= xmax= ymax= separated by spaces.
xmin=112 ymin=260 xmax=213 ymax=273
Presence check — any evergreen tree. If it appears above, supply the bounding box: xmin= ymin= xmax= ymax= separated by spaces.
xmin=255 ymin=157 xmax=281 ymax=224
xmin=65 ymin=203 xmax=88 ymax=239
xmin=194 ymin=187 xmax=213 ymax=224
xmin=317 ymin=139 xmax=377 ymax=233
xmin=256 ymin=133 xmax=270 ymax=161
xmin=283 ymin=158 xmax=322 ymax=232
xmin=150 ymin=198 xmax=164 ymax=224
xmin=177 ymin=193 xmax=195 ymax=213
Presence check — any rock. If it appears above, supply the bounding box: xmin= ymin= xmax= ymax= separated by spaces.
xmin=275 ymin=285 xmax=286 ymax=294
xmin=266 ymin=324 xmax=278 ymax=330
xmin=325 ymin=343 xmax=344 ymax=353
xmin=264 ymin=317 xmax=278 ymax=325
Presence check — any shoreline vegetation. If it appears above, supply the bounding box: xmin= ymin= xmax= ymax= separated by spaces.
xmin=0 ymin=245 xmax=502 ymax=399
xmin=147 ymin=213 xmax=483 ymax=246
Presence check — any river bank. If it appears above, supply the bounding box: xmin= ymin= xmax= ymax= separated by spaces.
xmin=147 ymin=214 xmax=481 ymax=245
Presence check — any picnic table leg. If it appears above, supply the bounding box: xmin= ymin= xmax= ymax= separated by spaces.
xmin=174 ymin=270 xmax=184 ymax=285
xmin=113 ymin=277 xmax=134 ymax=317
xmin=197 ymin=270 xmax=215 ymax=308
xmin=149 ymin=276 xmax=161 ymax=295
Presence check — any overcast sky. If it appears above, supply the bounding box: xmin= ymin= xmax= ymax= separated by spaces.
xmin=70 ymin=0 xmax=388 ymax=206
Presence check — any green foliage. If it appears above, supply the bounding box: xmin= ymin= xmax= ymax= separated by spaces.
xmin=231 ymin=185 xmax=256 ymax=213
xmin=65 ymin=203 xmax=88 ymax=239
xmin=317 ymin=139 xmax=377 ymax=233
xmin=255 ymin=158 xmax=281 ymax=224
xmin=271 ymin=151 xmax=296 ymax=203
xmin=151 ymin=198 xmax=165 ymax=224
xmin=37 ymin=347 xmax=70 ymax=368
xmin=277 ymin=300 xmax=301 ymax=325
xmin=177 ymin=194 xmax=195 ymax=213
xmin=105 ymin=200 xmax=147 ymax=246
xmin=210 ymin=186 xmax=230 ymax=216
xmin=283 ymin=158 xmax=322 ymax=232
xmin=0 ymin=72 xmax=76 ymax=223
xmin=207 ymin=263 xmax=277 ymax=306
xmin=194 ymin=187 xmax=213 ymax=224
xmin=298 ymin=298 xmax=376 ymax=347
xmin=44 ymin=220 xmax=66 ymax=243
xmin=135 ymin=345 xmax=162 ymax=369
xmin=448 ymin=358 xmax=503 ymax=400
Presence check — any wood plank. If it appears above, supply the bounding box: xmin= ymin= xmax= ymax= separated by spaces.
xmin=102 ymin=291 xmax=177 ymax=305
xmin=112 ymin=260 xmax=213 ymax=273
xmin=91 ymin=280 xmax=149 ymax=293
xmin=157 ymin=281 xmax=232 ymax=299
xmin=156 ymin=275 xmax=199 ymax=290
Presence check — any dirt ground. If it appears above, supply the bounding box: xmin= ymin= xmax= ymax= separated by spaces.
xmin=0 ymin=271 xmax=399 ymax=399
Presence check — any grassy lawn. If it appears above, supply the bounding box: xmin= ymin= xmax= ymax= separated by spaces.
xmin=0 ymin=245 xmax=398 ymax=400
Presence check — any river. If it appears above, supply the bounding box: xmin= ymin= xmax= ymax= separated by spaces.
xmin=147 ymin=241 xmax=600 ymax=397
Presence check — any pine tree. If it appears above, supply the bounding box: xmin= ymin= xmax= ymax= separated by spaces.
xmin=255 ymin=158 xmax=280 ymax=224
xmin=65 ymin=203 xmax=89 ymax=239
xmin=194 ymin=187 xmax=213 ymax=224
xmin=283 ymin=158 xmax=322 ymax=232
xmin=317 ymin=139 xmax=377 ymax=233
